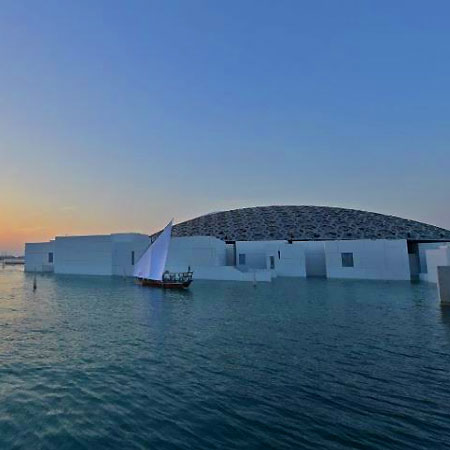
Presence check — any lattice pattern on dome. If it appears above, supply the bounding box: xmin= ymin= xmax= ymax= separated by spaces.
xmin=159 ymin=206 xmax=450 ymax=242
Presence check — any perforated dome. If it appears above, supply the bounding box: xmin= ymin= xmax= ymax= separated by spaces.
xmin=167 ymin=205 xmax=450 ymax=242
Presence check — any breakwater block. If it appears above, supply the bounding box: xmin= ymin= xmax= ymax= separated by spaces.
xmin=437 ymin=266 xmax=450 ymax=305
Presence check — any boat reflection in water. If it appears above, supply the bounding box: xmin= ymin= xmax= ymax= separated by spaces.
xmin=134 ymin=220 xmax=193 ymax=289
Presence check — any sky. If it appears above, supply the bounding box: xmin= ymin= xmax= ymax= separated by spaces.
xmin=1 ymin=0 xmax=449 ymax=254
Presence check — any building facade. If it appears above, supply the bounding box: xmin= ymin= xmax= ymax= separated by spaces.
xmin=25 ymin=206 xmax=450 ymax=283
xmin=25 ymin=233 xmax=150 ymax=276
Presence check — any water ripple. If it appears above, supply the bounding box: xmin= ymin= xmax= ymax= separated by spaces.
xmin=1 ymin=268 xmax=450 ymax=448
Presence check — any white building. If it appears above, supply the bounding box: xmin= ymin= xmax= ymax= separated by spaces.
xmin=25 ymin=206 xmax=450 ymax=283
xmin=323 ymin=239 xmax=411 ymax=280
xmin=418 ymin=243 xmax=450 ymax=283
xmin=25 ymin=233 xmax=150 ymax=276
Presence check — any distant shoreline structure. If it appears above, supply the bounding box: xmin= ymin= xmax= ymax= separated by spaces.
xmin=1 ymin=256 xmax=25 ymax=265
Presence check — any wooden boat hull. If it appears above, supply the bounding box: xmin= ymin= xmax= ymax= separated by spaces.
xmin=140 ymin=278 xmax=192 ymax=289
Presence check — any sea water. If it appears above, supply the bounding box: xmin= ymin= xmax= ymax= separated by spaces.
xmin=1 ymin=266 xmax=449 ymax=449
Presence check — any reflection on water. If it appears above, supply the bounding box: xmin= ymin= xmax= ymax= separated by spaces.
xmin=1 ymin=266 xmax=450 ymax=449
xmin=439 ymin=303 xmax=450 ymax=331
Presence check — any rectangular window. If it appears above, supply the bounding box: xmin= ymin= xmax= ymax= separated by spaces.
xmin=270 ymin=256 xmax=275 ymax=269
xmin=131 ymin=251 xmax=135 ymax=266
xmin=238 ymin=253 xmax=246 ymax=265
xmin=48 ymin=252 xmax=53 ymax=263
xmin=341 ymin=252 xmax=354 ymax=267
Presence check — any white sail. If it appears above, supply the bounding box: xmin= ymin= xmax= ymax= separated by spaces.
xmin=133 ymin=220 xmax=173 ymax=281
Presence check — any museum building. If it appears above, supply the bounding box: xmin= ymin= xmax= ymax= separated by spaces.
xmin=25 ymin=206 xmax=450 ymax=283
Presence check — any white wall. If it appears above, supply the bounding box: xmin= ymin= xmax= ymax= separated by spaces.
xmin=54 ymin=233 xmax=150 ymax=276
xmin=235 ymin=241 xmax=270 ymax=270
xmin=417 ymin=243 xmax=445 ymax=274
xmin=54 ymin=235 xmax=113 ymax=275
xmin=165 ymin=236 xmax=272 ymax=281
xmin=421 ymin=245 xmax=450 ymax=283
xmin=235 ymin=240 xmax=306 ymax=277
xmin=225 ymin=244 xmax=235 ymax=266
xmin=165 ymin=236 xmax=227 ymax=273
xmin=324 ymin=239 xmax=411 ymax=280
xmin=266 ymin=242 xmax=306 ymax=277
xmin=112 ymin=233 xmax=151 ymax=276
xmin=304 ymin=241 xmax=327 ymax=277
xmin=24 ymin=241 xmax=55 ymax=272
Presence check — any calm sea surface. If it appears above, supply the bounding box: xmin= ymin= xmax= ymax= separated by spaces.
xmin=1 ymin=266 xmax=450 ymax=449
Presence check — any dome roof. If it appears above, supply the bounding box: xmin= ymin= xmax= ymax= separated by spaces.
xmin=169 ymin=205 xmax=450 ymax=242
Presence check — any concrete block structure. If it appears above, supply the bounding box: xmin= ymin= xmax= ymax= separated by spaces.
xmin=26 ymin=234 xmax=150 ymax=277
xmin=419 ymin=244 xmax=450 ymax=283
xmin=324 ymin=239 xmax=411 ymax=280
xmin=24 ymin=241 xmax=55 ymax=272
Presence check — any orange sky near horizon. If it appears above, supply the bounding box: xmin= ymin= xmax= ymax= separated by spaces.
xmin=0 ymin=188 xmax=162 ymax=255
xmin=0 ymin=182 xmax=227 ymax=255
xmin=0 ymin=194 xmax=91 ymax=255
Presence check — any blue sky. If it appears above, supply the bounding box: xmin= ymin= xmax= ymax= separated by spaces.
xmin=1 ymin=0 xmax=449 ymax=253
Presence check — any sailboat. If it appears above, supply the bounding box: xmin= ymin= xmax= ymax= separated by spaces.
xmin=133 ymin=220 xmax=193 ymax=289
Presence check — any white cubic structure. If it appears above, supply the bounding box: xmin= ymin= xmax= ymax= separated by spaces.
xmin=303 ymin=241 xmax=327 ymax=277
xmin=54 ymin=235 xmax=114 ymax=276
xmin=419 ymin=244 xmax=450 ymax=283
xmin=165 ymin=237 xmax=272 ymax=281
xmin=324 ymin=239 xmax=411 ymax=281
xmin=26 ymin=233 xmax=150 ymax=277
xmin=24 ymin=241 xmax=55 ymax=272
xmin=235 ymin=240 xmax=306 ymax=277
